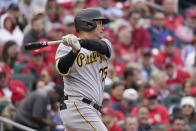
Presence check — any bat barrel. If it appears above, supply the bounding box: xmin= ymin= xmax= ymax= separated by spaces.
xmin=24 ymin=42 xmax=48 ymax=50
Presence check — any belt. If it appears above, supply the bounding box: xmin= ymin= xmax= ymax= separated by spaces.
xmin=60 ymin=96 xmax=68 ymax=110
xmin=82 ymin=98 xmax=102 ymax=111
xmin=60 ymin=96 xmax=102 ymax=111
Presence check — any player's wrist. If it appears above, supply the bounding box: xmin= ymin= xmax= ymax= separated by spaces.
xmin=72 ymin=48 xmax=80 ymax=53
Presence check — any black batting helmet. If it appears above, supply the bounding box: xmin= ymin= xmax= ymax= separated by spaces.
xmin=74 ymin=8 xmax=110 ymax=32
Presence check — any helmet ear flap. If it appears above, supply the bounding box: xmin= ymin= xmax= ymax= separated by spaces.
xmin=75 ymin=19 xmax=97 ymax=32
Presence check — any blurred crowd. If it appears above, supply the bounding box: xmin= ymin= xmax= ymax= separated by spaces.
xmin=0 ymin=0 xmax=196 ymax=131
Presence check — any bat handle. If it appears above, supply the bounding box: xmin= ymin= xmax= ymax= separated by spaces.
xmin=48 ymin=40 xmax=64 ymax=45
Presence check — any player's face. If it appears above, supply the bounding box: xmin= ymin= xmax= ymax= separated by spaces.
xmin=92 ymin=20 xmax=104 ymax=39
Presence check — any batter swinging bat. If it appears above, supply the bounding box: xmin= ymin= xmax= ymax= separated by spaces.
xmin=24 ymin=40 xmax=64 ymax=50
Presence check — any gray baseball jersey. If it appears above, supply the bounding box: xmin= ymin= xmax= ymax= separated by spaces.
xmin=55 ymin=38 xmax=112 ymax=105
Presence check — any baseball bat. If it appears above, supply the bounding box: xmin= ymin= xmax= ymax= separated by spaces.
xmin=24 ymin=40 xmax=64 ymax=50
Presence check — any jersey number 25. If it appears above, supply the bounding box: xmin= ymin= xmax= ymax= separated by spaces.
xmin=99 ymin=66 xmax=108 ymax=82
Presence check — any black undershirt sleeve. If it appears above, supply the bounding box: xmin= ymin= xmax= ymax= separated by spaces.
xmin=80 ymin=39 xmax=110 ymax=57
xmin=57 ymin=51 xmax=79 ymax=74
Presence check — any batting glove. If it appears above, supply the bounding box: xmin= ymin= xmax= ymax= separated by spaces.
xmin=62 ymin=34 xmax=81 ymax=53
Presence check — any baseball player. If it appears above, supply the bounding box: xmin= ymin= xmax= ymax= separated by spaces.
xmin=55 ymin=8 xmax=111 ymax=131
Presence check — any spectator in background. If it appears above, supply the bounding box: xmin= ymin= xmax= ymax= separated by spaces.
xmin=180 ymin=96 xmax=196 ymax=124
xmin=36 ymin=39 xmax=52 ymax=65
xmin=109 ymin=46 xmax=126 ymax=76
xmin=182 ymin=79 xmax=194 ymax=96
xmin=178 ymin=0 xmax=195 ymax=11
xmin=150 ymin=70 xmax=169 ymax=104
xmin=109 ymin=81 xmax=124 ymax=104
xmin=1 ymin=89 xmax=26 ymax=131
xmin=7 ymin=3 xmax=28 ymax=31
xmin=190 ymin=87 xmax=196 ymax=101
xmin=112 ymin=88 xmax=138 ymax=116
xmin=154 ymin=35 xmax=184 ymax=69
xmin=132 ymin=0 xmax=151 ymax=28
xmin=31 ymin=79 xmax=45 ymax=91
xmin=40 ymin=66 xmax=55 ymax=90
xmin=23 ymin=8 xmax=53 ymax=34
xmin=63 ymin=15 xmax=75 ymax=34
xmin=185 ymin=39 xmax=196 ymax=68
xmin=190 ymin=67 xmax=196 ymax=86
xmin=132 ymin=0 xmax=151 ymax=18
xmin=0 ymin=13 xmax=24 ymax=47
xmin=18 ymin=0 xmax=47 ymax=22
xmin=164 ymin=62 xmax=191 ymax=93
xmin=124 ymin=117 xmax=138 ymax=131
xmin=140 ymin=48 xmax=156 ymax=82
xmin=127 ymin=10 xmax=150 ymax=50
xmin=23 ymin=15 xmax=50 ymax=46
xmin=175 ymin=9 xmax=196 ymax=45
xmin=0 ymin=65 xmax=28 ymax=103
xmin=1 ymin=41 xmax=18 ymax=70
xmin=98 ymin=0 xmax=123 ymax=20
xmin=47 ymin=23 xmax=65 ymax=64
xmin=45 ymin=0 xmax=62 ymax=23
xmin=136 ymin=106 xmax=152 ymax=131
xmin=21 ymin=49 xmax=46 ymax=78
xmin=101 ymin=107 xmax=122 ymax=131
xmin=123 ymin=67 xmax=141 ymax=90
xmin=114 ymin=25 xmax=137 ymax=63
xmin=148 ymin=11 xmax=180 ymax=49
xmin=105 ymin=65 xmax=116 ymax=89
xmin=167 ymin=115 xmax=186 ymax=131
xmin=121 ymin=2 xmax=132 ymax=19
xmin=13 ymin=85 xmax=62 ymax=131
xmin=0 ymin=0 xmax=18 ymax=14
xmin=181 ymin=31 xmax=196 ymax=64
xmin=113 ymin=2 xmax=131 ymax=36
xmin=131 ymin=88 xmax=169 ymax=125
xmin=102 ymin=92 xmax=111 ymax=108
xmin=163 ymin=0 xmax=184 ymax=31
xmin=69 ymin=0 xmax=86 ymax=17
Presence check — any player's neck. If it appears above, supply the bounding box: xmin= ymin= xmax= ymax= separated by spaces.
xmin=79 ymin=32 xmax=98 ymax=39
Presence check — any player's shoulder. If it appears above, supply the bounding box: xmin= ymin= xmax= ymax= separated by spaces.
xmin=101 ymin=38 xmax=112 ymax=58
xmin=101 ymin=38 xmax=112 ymax=48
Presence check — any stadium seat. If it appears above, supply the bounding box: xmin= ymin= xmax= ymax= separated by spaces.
xmin=11 ymin=74 xmax=36 ymax=91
